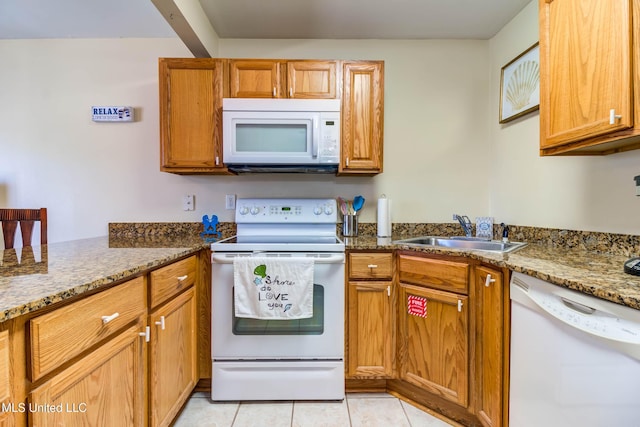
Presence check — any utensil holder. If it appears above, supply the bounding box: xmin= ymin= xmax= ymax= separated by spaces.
xmin=342 ymin=214 xmax=358 ymax=237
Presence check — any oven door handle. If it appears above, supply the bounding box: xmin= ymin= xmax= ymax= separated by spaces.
xmin=211 ymin=253 xmax=345 ymax=264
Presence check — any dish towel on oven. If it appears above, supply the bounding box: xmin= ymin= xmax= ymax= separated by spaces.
xmin=233 ymin=257 xmax=314 ymax=320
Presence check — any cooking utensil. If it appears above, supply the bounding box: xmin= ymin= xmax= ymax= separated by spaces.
xmin=337 ymin=197 xmax=348 ymax=215
xmin=353 ymin=195 xmax=365 ymax=213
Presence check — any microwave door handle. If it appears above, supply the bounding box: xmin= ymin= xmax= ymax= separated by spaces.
xmin=312 ymin=117 xmax=319 ymax=158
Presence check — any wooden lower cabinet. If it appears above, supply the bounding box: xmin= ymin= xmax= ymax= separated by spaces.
xmin=29 ymin=321 xmax=146 ymax=427
xmin=398 ymin=283 xmax=469 ymax=407
xmin=0 ymin=330 xmax=13 ymax=427
xmin=347 ymin=281 xmax=395 ymax=378
xmin=149 ymin=287 xmax=197 ymax=427
xmin=475 ymin=265 xmax=507 ymax=427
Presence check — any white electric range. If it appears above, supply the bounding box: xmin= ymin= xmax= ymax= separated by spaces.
xmin=210 ymin=198 xmax=345 ymax=401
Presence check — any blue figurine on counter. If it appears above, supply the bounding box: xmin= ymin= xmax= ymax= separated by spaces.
xmin=201 ymin=214 xmax=221 ymax=242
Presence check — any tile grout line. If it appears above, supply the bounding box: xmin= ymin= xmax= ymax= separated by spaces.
xmin=230 ymin=401 xmax=241 ymax=427
xmin=398 ymin=399 xmax=414 ymax=427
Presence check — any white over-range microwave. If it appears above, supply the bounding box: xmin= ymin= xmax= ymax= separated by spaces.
xmin=222 ymin=98 xmax=341 ymax=173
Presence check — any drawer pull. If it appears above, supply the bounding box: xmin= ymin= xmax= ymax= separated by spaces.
xmin=458 ymin=300 xmax=463 ymax=312
xmin=101 ymin=312 xmax=120 ymax=324
xmin=367 ymin=264 xmax=378 ymax=269
xmin=177 ymin=275 xmax=188 ymax=282
xmin=139 ymin=326 xmax=150 ymax=343
xmin=155 ymin=316 xmax=166 ymax=331
xmin=485 ymin=274 xmax=496 ymax=287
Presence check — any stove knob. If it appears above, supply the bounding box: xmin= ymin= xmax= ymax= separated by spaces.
xmin=250 ymin=206 xmax=260 ymax=215
xmin=238 ymin=206 xmax=249 ymax=215
xmin=313 ymin=206 xmax=323 ymax=215
xmin=323 ymin=205 xmax=334 ymax=215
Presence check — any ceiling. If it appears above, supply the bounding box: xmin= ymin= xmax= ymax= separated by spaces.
xmin=0 ymin=0 xmax=530 ymax=40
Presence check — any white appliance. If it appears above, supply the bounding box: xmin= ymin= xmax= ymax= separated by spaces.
xmin=222 ymin=98 xmax=341 ymax=173
xmin=509 ymin=272 xmax=640 ymax=427
xmin=210 ymin=198 xmax=345 ymax=401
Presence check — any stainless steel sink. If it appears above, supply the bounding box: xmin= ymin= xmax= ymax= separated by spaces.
xmin=393 ymin=236 xmax=527 ymax=253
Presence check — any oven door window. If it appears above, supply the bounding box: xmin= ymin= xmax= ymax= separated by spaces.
xmin=232 ymin=284 xmax=324 ymax=335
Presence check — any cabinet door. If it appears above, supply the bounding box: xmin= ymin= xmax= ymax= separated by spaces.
xmin=347 ymin=281 xmax=394 ymax=378
xmin=159 ymin=58 xmax=226 ymax=173
xmin=398 ymin=283 xmax=468 ymax=407
xmin=30 ymin=322 xmax=146 ymax=427
xmin=540 ymin=0 xmax=633 ymax=150
xmin=229 ymin=59 xmax=281 ymax=98
xmin=287 ymin=61 xmax=337 ymax=98
xmin=0 ymin=330 xmax=13 ymax=427
xmin=340 ymin=61 xmax=384 ymax=174
xmin=475 ymin=266 xmax=505 ymax=427
xmin=149 ymin=287 xmax=197 ymax=427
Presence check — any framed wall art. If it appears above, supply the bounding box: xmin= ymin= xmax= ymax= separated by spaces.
xmin=499 ymin=42 xmax=540 ymax=124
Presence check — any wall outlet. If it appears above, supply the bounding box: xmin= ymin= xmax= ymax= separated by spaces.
xmin=225 ymin=194 xmax=236 ymax=210
xmin=183 ymin=194 xmax=195 ymax=211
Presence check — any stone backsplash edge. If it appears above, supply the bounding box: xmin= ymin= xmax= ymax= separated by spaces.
xmin=108 ymin=222 xmax=640 ymax=257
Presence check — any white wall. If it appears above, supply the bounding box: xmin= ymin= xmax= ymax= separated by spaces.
xmin=2 ymin=1 xmax=638 ymax=245
xmin=0 ymin=38 xmax=491 ymax=243
xmin=489 ymin=1 xmax=640 ymax=234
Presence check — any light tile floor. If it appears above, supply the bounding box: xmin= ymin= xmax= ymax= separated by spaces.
xmin=174 ymin=392 xmax=457 ymax=427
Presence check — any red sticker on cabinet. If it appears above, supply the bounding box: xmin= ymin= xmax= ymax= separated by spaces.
xmin=407 ymin=295 xmax=427 ymax=317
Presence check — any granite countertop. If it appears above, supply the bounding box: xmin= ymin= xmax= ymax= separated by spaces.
xmin=0 ymin=236 xmax=209 ymax=323
xmin=345 ymin=235 xmax=640 ymax=310
xmin=3 ymin=227 xmax=640 ymax=325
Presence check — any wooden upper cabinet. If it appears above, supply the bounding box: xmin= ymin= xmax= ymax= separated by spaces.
xmin=540 ymin=0 xmax=640 ymax=155
xmin=287 ymin=61 xmax=337 ymax=98
xmin=159 ymin=58 xmax=228 ymax=174
xmin=229 ymin=59 xmax=337 ymax=98
xmin=229 ymin=59 xmax=282 ymax=98
xmin=340 ymin=61 xmax=384 ymax=175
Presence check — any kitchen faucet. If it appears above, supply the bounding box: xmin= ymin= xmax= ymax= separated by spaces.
xmin=453 ymin=214 xmax=473 ymax=238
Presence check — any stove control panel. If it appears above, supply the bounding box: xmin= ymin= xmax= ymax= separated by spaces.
xmin=235 ymin=198 xmax=338 ymax=223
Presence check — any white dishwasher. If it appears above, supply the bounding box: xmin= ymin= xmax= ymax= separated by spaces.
xmin=509 ymin=272 xmax=640 ymax=427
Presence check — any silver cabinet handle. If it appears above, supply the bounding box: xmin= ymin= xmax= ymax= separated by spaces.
xmin=177 ymin=275 xmax=188 ymax=282
xmin=138 ymin=326 xmax=150 ymax=342
xmin=610 ymin=109 xmax=622 ymax=124
xmin=387 ymin=285 xmax=391 ymax=297
xmin=485 ymin=274 xmax=496 ymax=287
xmin=289 ymin=87 xmax=293 ymax=97
xmin=367 ymin=264 xmax=378 ymax=269
xmin=458 ymin=300 xmax=463 ymax=312
xmin=101 ymin=312 xmax=120 ymax=324
xmin=273 ymin=87 xmax=276 ymax=97
xmin=155 ymin=316 xmax=165 ymax=331
xmin=215 ymin=156 xmax=220 ymax=166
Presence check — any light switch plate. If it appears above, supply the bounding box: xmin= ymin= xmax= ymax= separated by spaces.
xmin=225 ymin=194 xmax=236 ymax=210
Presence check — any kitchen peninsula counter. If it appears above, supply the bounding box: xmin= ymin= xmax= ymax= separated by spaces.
xmin=345 ymin=235 xmax=640 ymax=311
xmin=2 ymin=230 xmax=640 ymax=324
xmin=0 ymin=236 xmax=209 ymax=323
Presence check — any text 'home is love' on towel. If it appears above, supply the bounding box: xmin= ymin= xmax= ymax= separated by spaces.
xmin=234 ymin=257 xmax=314 ymax=320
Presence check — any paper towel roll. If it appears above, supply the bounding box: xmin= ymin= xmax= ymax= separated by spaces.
xmin=377 ymin=195 xmax=391 ymax=237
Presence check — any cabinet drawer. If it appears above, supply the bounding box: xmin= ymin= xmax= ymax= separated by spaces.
xmin=149 ymin=256 xmax=197 ymax=309
xmin=398 ymin=254 xmax=469 ymax=294
xmin=30 ymin=277 xmax=145 ymax=381
xmin=349 ymin=252 xmax=393 ymax=280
